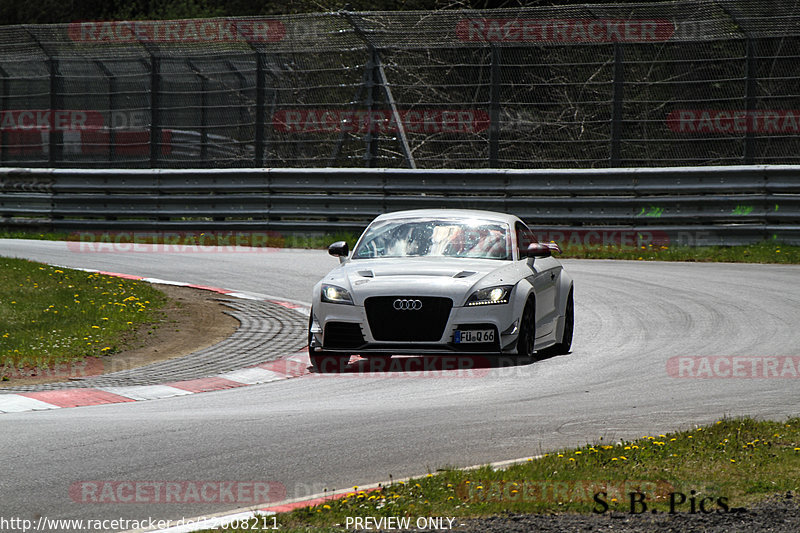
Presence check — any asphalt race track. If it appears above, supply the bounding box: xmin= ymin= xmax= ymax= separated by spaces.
xmin=2 ymin=239 xmax=800 ymax=530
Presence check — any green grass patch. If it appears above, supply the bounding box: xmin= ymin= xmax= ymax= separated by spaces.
xmin=0 ymin=257 xmax=166 ymax=373
xmin=2 ymin=229 xmax=799 ymax=263
xmin=560 ymin=240 xmax=800 ymax=264
xmin=203 ymin=417 xmax=800 ymax=532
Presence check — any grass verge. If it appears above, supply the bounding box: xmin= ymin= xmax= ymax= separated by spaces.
xmin=560 ymin=240 xmax=799 ymax=263
xmin=203 ymin=417 xmax=800 ymax=532
xmin=0 ymin=257 xmax=166 ymax=375
xmin=2 ymin=230 xmax=798 ymax=264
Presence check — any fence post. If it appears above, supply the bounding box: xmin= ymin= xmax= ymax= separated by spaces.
xmin=364 ymin=49 xmax=379 ymax=168
xmin=48 ymin=58 xmax=63 ymax=165
xmin=717 ymin=5 xmax=757 ymax=164
xmin=610 ymin=43 xmax=624 ymax=167
xmin=187 ymin=59 xmax=209 ymax=165
xmin=0 ymin=66 xmax=7 ymax=164
xmin=489 ymin=45 xmax=501 ymax=168
xmin=743 ymin=38 xmax=756 ymax=164
xmin=149 ymin=53 xmax=161 ymax=167
xmin=254 ymin=52 xmax=266 ymax=167
xmin=94 ymin=60 xmax=116 ymax=165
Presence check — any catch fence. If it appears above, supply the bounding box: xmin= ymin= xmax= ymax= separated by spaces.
xmin=2 ymin=1 xmax=800 ymax=169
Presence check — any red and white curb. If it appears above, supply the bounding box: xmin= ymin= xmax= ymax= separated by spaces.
xmin=0 ymin=268 xmax=312 ymax=415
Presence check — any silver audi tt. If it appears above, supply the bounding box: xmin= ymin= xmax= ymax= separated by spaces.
xmin=308 ymin=209 xmax=574 ymax=370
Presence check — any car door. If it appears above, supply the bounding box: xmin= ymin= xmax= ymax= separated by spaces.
xmin=516 ymin=222 xmax=559 ymax=338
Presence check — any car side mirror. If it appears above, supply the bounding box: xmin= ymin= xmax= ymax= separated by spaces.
xmin=525 ymin=242 xmax=552 ymax=258
xmin=544 ymin=242 xmax=562 ymax=254
xmin=328 ymin=241 xmax=349 ymax=258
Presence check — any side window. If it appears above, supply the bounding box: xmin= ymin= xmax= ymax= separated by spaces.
xmin=515 ymin=222 xmax=538 ymax=257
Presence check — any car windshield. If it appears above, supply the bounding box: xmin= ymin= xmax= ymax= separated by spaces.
xmin=353 ymin=218 xmax=511 ymax=260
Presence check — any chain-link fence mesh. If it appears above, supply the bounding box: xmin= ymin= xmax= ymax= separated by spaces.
xmin=1 ymin=0 xmax=800 ymax=169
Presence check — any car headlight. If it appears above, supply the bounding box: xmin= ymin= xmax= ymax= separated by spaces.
xmin=321 ymin=284 xmax=353 ymax=305
xmin=465 ymin=285 xmax=512 ymax=306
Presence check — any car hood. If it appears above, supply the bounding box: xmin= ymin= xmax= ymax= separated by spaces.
xmin=321 ymin=257 xmax=520 ymax=305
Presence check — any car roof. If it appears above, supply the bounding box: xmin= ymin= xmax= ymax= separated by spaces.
xmin=372 ymin=209 xmax=521 ymax=225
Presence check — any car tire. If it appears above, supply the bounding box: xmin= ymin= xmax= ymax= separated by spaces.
xmin=515 ymin=296 xmax=536 ymax=359
xmin=540 ymin=288 xmax=574 ymax=357
xmin=307 ymin=311 xmax=351 ymax=372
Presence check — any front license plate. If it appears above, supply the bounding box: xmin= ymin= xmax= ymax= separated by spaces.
xmin=454 ymin=329 xmax=495 ymax=344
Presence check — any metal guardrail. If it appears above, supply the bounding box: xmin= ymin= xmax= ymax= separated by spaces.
xmin=1 ymin=166 xmax=798 ymax=245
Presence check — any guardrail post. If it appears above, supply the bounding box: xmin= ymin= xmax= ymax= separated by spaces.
xmin=489 ymin=45 xmax=501 ymax=168
xmin=255 ymin=52 xmax=267 ymax=167
xmin=149 ymin=53 xmax=161 ymax=167
xmin=610 ymin=43 xmax=624 ymax=167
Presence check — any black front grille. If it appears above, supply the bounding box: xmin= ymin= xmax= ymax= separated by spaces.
xmin=324 ymin=322 xmax=365 ymax=349
xmin=365 ymin=296 xmax=453 ymax=341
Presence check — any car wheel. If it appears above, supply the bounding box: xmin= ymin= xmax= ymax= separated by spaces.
xmin=308 ymin=311 xmax=351 ymax=372
xmin=516 ymin=297 xmax=536 ymax=359
xmin=540 ymin=288 xmax=574 ymax=357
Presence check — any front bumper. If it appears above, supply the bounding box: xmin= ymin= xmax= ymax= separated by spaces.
xmin=310 ymin=299 xmax=520 ymax=355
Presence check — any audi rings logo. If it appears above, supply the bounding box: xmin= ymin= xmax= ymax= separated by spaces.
xmin=393 ymin=298 xmax=423 ymax=311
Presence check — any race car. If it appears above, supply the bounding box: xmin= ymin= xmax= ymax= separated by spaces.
xmin=308 ymin=209 xmax=573 ymax=371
